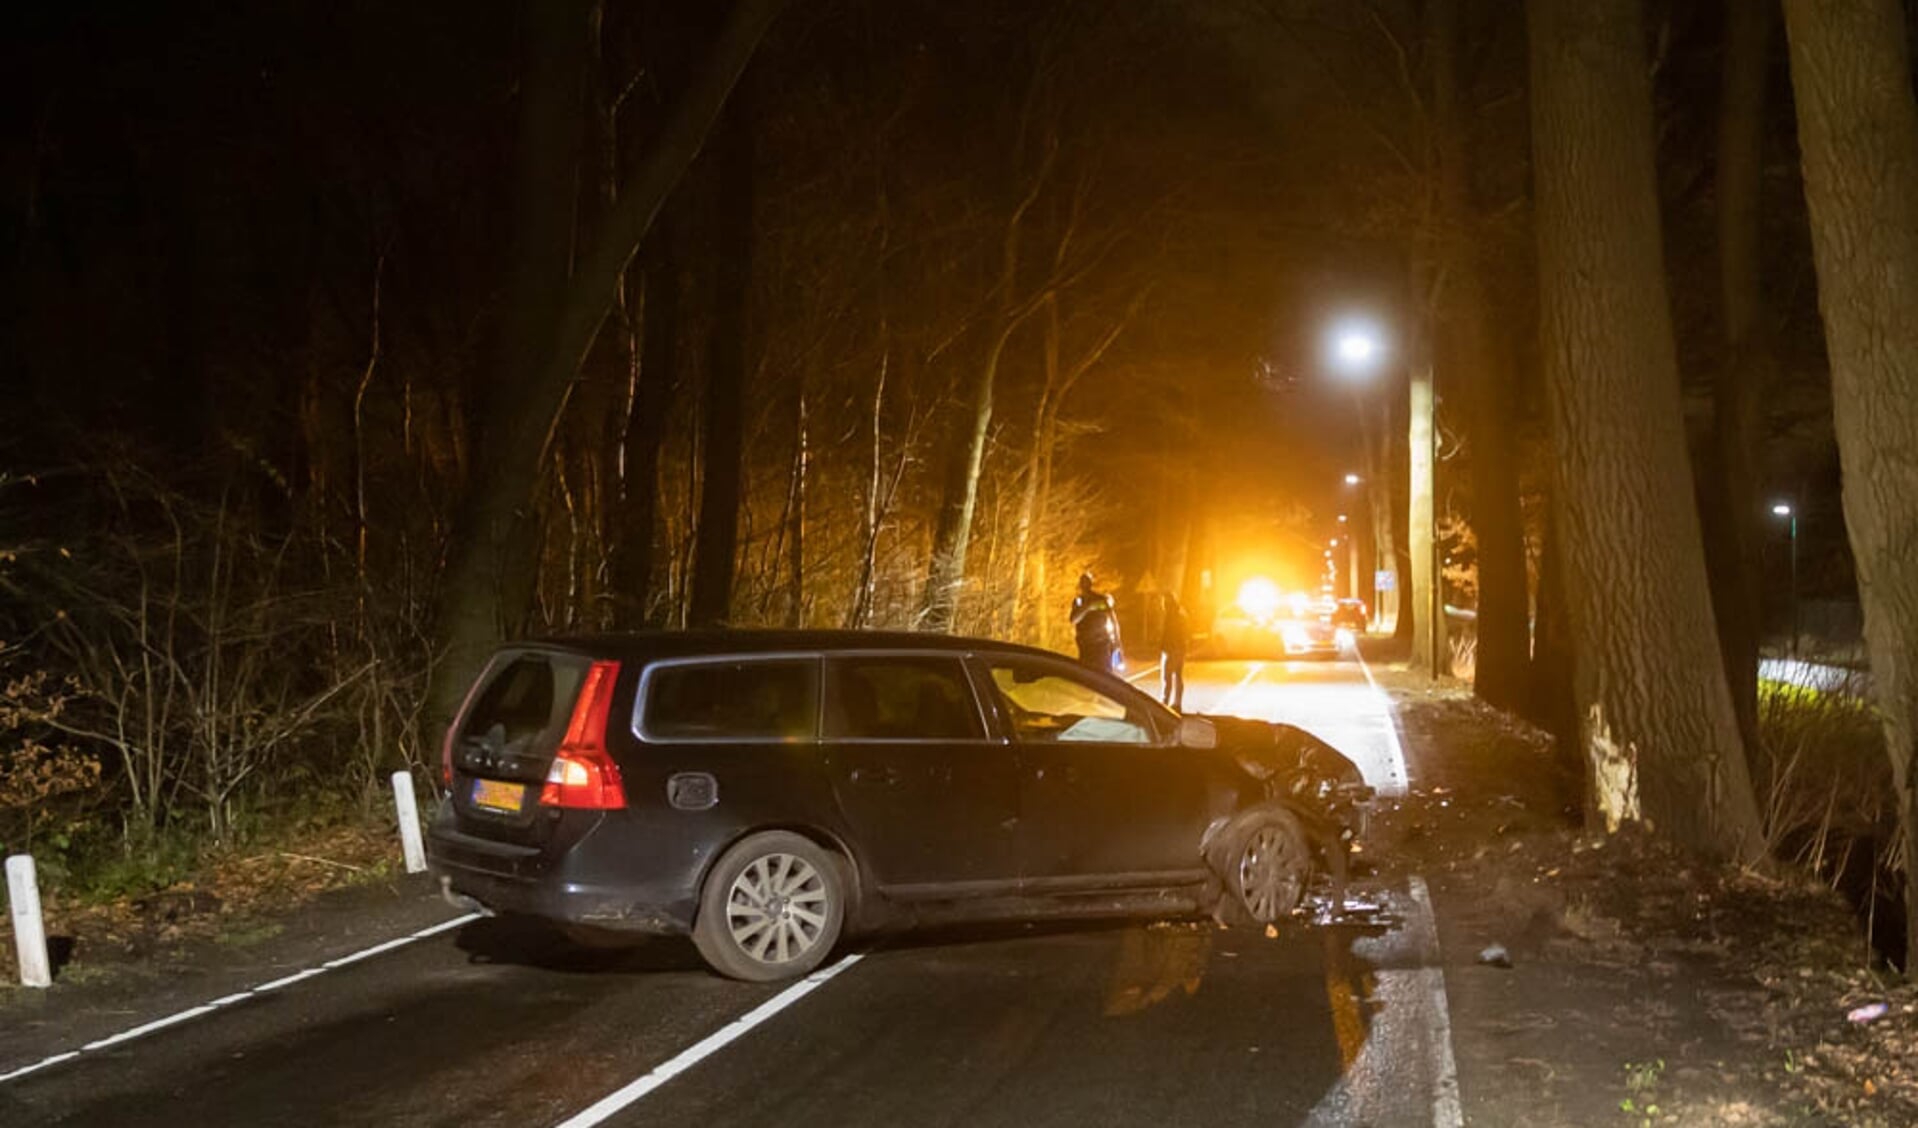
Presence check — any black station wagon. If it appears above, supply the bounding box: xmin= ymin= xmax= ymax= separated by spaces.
xmin=428 ymin=631 xmax=1372 ymax=981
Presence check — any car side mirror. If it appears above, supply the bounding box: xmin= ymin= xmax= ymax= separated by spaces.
xmin=1177 ymin=716 xmax=1218 ymax=750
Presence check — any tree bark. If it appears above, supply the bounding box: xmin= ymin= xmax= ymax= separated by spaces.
xmin=1782 ymin=0 xmax=1918 ymax=973
xmin=1359 ymin=398 xmax=1400 ymax=635
xmin=610 ymin=233 xmax=679 ymax=626
xmin=424 ymin=0 xmax=785 ymax=725
xmin=688 ymin=97 xmax=755 ymax=628
xmin=1528 ymin=0 xmax=1766 ymax=861
xmin=1408 ymin=356 xmax=1446 ymax=674
xmin=1702 ymin=0 xmax=1773 ymax=755
xmin=1426 ymin=0 xmax=1529 ymax=707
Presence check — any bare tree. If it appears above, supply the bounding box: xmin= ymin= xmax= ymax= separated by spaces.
xmin=1702 ymin=0 xmax=1774 ymax=751
xmin=1528 ymin=0 xmax=1765 ymax=860
xmin=1781 ymin=0 xmax=1918 ymax=974
xmin=426 ymin=0 xmax=786 ymax=723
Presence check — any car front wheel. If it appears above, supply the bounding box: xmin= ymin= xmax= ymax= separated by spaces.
xmin=693 ymin=831 xmax=845 ymax=981
xmin=1228 ymin=808 xmax=1311 ymax=925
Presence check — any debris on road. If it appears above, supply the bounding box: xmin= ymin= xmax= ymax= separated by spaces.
xmin=1848 ymin=1002 xmax=1889 ymax=1025
xmin=1476 ymin=943 xmax=1513 ymax=969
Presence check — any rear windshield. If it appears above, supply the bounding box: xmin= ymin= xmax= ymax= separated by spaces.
xmin=457 ymin=652 xmax=590 ymax=753
xmin=639 ymin=658 xmax=819 ymax=742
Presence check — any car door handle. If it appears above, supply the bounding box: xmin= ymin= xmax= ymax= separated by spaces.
xmin=850 ymin=766 xmax=900 ymax=786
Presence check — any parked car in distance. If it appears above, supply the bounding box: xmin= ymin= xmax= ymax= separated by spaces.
xmin=428 ymin=631 xmax=1372 ymax=981
xmin=1330 ymin=598 xmax=1368 ymax=633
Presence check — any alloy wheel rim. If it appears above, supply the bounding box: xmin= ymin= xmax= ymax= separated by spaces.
xmin=1238 ymin=826 xmax=1303 ymax=922
xmin=726 ymin=852 xmax=830 ymax=964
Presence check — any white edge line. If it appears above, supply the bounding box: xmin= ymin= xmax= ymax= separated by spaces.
xmin=322 ymin=934 xmax=418 ymax=969
xmin=254 ymin=967 xmax=327 ymax=993
xmin=81 ymin=1005 xmax=220 ymax=1051
xmin=1123 ymin=661 xmax=1163 ymax=686
xmin=1353 ymin=650 xmax=1411 ymax=796
xmin=1407 ymin=876 xmax=1464 ymax=1128
xmin=555 ymin=953 xmax=866 ymax=1128
xmin=0 ymin=911 xmax=482 ymax=1086
xmin=0 ymin=1051 xmax=79 ymax=1084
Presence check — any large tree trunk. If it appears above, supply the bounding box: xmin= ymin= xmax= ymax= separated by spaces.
xmin=1528 ymin=0 xmax=1766 ymax=861
xmin=1782 ymin=0 xmax=1918 ymax=974
xmin=1428 ymin=0 xmax=1526 ymax=704
xmin=1408 ymin=355 xmax=1446 ymax=674
xmin=424 ymin=0 xmax=784 ymax=726
xmin=610 ymin=234 xmax=679 ymax=627
xmin=1359 ymin=399 xmax=1400 ymax=635
xmin=1701 ymin=0 xmax=1773 ymax=755
xmin=688 ymin=97 xmax=754 ymax=628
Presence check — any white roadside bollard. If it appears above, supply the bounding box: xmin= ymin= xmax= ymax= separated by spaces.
xmin=391 ymin=770 xmax=428 ymax=875
xmin=6 ymin=854 xmax=53 ymax=988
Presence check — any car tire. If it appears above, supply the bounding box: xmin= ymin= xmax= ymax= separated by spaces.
xmin=1223 ymin=808 xmax=1311 ymax=926
xmin=693 ymin=831 xmax=846 ymax=982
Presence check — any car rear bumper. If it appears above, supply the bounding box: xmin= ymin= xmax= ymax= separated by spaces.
xmin=427 ymin=811 xmax=700 ymax=935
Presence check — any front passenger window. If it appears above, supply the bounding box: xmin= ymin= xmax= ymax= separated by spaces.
xmin=985 ymin=660 xmax=1154 ymax=745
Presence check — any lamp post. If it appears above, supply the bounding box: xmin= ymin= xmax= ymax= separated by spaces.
xmin=1772 ymin=502 xmax=1798 ymax=658
xmin=1328 ymin=316 xmax=1438 ymax=672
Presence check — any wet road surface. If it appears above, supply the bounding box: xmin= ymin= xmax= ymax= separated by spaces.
xmin=1 ymin=656 xmax=1458 ymax=1128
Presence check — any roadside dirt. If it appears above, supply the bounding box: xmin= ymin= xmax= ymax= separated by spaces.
xmin=0 ymin=819 xmax=423 ymax=1010
xmin=1374 ymin=668 xmax=1918 ymax=1127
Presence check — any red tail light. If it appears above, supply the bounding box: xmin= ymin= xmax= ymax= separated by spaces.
xmin=540 ymin=660 xmax=626 ymax=810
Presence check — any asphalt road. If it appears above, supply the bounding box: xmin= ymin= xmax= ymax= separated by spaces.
xmin=1 ymin=655 xmax=1458 ymax=1128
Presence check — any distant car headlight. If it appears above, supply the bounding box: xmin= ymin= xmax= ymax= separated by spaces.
xmin=1335 ymin=627 xmax=1356 ymax=648
xmin=1281 ymin=623 xmax=1310 ymax=649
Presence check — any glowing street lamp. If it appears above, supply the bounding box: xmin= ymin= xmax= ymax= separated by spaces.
xmin=1772 ymin=502 xmax=1798 ymax=658
xmin=1343 ymin=472 xmax=1361 ymax=486
xmin=1329 ymin=320 xmax=1386 ymax=378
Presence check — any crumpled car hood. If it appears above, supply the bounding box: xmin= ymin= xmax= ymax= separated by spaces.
xmin=1197 ymin=714 xmax=1369 ymax=796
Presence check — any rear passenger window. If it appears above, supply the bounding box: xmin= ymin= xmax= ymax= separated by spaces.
xmin=640 ymin=659 xmax=819 ymax=742
xmin=825 ymin=657 xmax=984 ymax=741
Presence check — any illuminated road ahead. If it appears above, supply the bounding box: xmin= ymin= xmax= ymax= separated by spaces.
xmin=1137 ymin=654 xmax=1411 ymax=797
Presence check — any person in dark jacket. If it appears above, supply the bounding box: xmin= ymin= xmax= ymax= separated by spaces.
xmin=1159 ymin=592 xmax=1188 ymax=710
xmin=1070 ymin=572 xmax=1122 ymax=673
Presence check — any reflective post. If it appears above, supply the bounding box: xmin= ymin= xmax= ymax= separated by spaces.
xmin=392 ymin=771 xmax=427 ymax=875
xmin=7 ymin=854 xmax=52 ymax=988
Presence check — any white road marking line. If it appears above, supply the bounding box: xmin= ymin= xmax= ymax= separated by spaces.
xmin=1209 ymin=661 xmax=1266 ymax=713
xmin=1353 ymin=650 xmax=1411 ymax=796
xmin=1304 ymin=877 xmax=1464 ymax=1128
xmin=0 ymin=910 xmax=482 ymax=1086
xmin=253 ymin=967 xmax=327 ymax=993
xmin=1409 ymin=876 xmax=1464 ymax=1128
xmin=80 ymin=1005 xmax=220 ymax=1051
xmin=1123 ymin=661 xmax=1163 ymax=685
xmin=556 ymin=953 xmax=866 ymax=1128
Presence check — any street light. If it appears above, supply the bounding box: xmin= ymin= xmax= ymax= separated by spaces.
xmin=1343 ymin=472 xmax=1361 ymax=486
xmin=1772 ymin=502 xmax=1798 ymax=658
xmin=1328 ymin=320 xmax=1387 ymax=378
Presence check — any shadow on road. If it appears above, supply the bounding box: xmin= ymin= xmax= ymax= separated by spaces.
xmin=452 ymin=913 xmax=708 ymax=975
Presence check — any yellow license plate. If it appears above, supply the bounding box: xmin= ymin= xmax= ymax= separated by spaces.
xmin=471 ymin=778 xmax=527 ymax=814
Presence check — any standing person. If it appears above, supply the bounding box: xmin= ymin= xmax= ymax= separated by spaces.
xmin=1159 ymin=592 xmax=1189 ymax=711
xmin=1070 ymin=572 xmax=1122 ymax=673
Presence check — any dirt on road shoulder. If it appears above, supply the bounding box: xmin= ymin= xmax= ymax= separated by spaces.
xmin=1373 ymin=669 xmax=1918 ymax=1126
